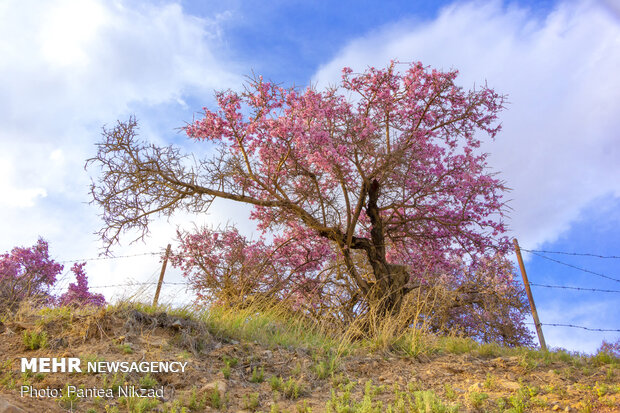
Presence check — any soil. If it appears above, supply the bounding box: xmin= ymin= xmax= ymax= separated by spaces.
xmin=0 ymin=308 xmax=618 ymax=412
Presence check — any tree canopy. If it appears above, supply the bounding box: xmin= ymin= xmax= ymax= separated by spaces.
xmin=88 ymin=61 xmax=532 ymax=345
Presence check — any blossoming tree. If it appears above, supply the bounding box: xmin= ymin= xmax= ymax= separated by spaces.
xmin=88 ymin=61 xmax=531 ymax=344
xmin=0 ymin=239 xmax=105 ymax=312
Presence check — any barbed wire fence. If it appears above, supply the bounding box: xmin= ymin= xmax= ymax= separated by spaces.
xmin=513 ymin=242 xmax=620 ymax=351
xmin=50 ymin=242 xmax=620 ymax=339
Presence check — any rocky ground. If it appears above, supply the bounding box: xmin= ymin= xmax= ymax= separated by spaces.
xmin=0 ymin=305 xmax=618 ymax=412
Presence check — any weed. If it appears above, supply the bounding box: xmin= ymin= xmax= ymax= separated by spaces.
xmin=331 ymin=372 xmax=350 ymax=388
xmin=223 ymin=355 xmax=238 ymax=367
xmin=57 ymin=384 xmax=80 ymax=410
xmin=221 ymin=355 xmax=238 ymax=379
xmin=103 ymin=372 xmax=126 ymax=393
xmin=507 ymin=387 xmax=529 ymax=413
xmin=81 ymin=354 xmax=104 ymax=374
xmin=594 ymin=381 xmax=609 ymax=397
xmin=314 ymin=355 xmax=338 ymax=380
xmin=296 ymin=400 xmax=312 ymax=412
xmin=117 ymin=343 xmax=133 ymax=354
xmin=208 ymin=388 xmax=226 ymax=409
xmin=468 ymin=391 xmax=488 ymax=408
xmin=222 ymin=363 xmax=231 ymax=379
xmin=443 ymin=383 xmax=456 ymax=401
xmin=119 ymin=396 xmax=160 ymax=413
xmin=283 ymin=377 xmax=303 ymax=400
xmin=526 ymin=385 xmax=539 ymax=397
xmin=605 ymin=366 xmax=615 ymax=381
xmin=22 ymin=330 xmax=47 ymax=350
xmin=139 ymin=374 xmax=158 ymax=389
xmin=243 ymin=392 xmax=260 ymax=411
xmin=250 ymin=366 xmax=264 ymax=383
xmin=270 ymin=375 xmax=284 ymax=391
xmin=592 ymin=351 xmax=616 ymax=367
xmin=411 ymin=390 xmax=459 ymax=413
xmin=477 ymin=342 xmax=501 ymax=358
xmin=483 ymin=373 xmax=495 ymax=390
xmin=292 ymin=360 xmax=302 ymax=376
xmin=185 ymin=386 xmax=206 ymax=411
xmin=104 ymin=404 xmax=120 ymax=413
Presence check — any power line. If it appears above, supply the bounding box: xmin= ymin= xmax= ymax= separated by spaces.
xmin=526 ymin=322 xmax=620 ymax=333
xmin=529 ymin=283 xmax=620 ymax=294
xmin=521 ymin=248 xmax=620 ymax=259
xmin=525 ymin=250 xmax=620 ymax=283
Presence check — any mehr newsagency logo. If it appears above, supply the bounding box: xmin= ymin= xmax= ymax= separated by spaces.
xmin=19 ymin=357 xmax=188 ymax=398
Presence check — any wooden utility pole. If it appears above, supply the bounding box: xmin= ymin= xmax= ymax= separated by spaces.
xmin=153 ymin=244 xmax=171 ymax=307
xmin=513 ymin=238 xmax=547 ymax=351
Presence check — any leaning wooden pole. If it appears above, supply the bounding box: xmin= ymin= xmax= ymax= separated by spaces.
xmin=153 ymin=244 xmax=172 ymax=307
xmin=513 ymin=238 xmax=547 ymax=351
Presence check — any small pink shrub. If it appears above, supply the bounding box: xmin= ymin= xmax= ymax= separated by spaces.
xmin=0 ymin=238 xmax=106 ymax=312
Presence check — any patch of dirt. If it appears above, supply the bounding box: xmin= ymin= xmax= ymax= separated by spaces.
xmin=0 ymin=308 xmax=618 ymax=412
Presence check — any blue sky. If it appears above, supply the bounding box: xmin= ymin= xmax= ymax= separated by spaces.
xmin=1 ymin=0 xmax=618 ymax=354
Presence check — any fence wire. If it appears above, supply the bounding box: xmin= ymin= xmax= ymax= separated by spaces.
xmin=523 ymin=250 xmax=620 ymax=283
xmin=521 ymin=248 xmax=620 ymax=259
xmin=47 ymin=245 xmax=620 ymax=334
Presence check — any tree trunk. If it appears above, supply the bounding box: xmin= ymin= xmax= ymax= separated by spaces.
xmin=364 ymin=179 xmax=411 ymax=316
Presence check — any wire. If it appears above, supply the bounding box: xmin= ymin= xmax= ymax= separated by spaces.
xmin=89 ymin=281 xmax=190 ymax=289
xmin=529 ymin=283 xmax=620 ymax=293
xmin=526 ymin=322 xmax=620 ymax=333
xmin=89 ymin=281 xmax=157 ymax=289
xmin=58 ymin=252 xmax=160 ymax=264
xmin=525 ymin=250 xmax=620 ymax=283
xmin=521 ymin=248 xmax=620 ymax=259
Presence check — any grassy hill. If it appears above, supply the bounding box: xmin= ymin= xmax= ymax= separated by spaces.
xmin=0 ymin=302 xmax=618 ymax=412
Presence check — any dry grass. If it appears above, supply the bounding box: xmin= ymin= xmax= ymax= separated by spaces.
xmin=0 ymin=299 xmax=618 ymax=412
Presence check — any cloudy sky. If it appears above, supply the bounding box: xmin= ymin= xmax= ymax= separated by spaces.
xmin=1 ymin=0 xmax=618 ymax=354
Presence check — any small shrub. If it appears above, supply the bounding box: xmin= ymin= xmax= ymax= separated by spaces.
xmin=243 ymin=392 xmax=260 ymax=411
xmin=411 ymin=390 xmax=458 ymax=413
xmin=270 ymin=376 xmax=284 ymax=391
xmin=23 ymin=330 xmax=47 ymax=350
xmin=508 ymin=388 xmax=529 ymax=413
xmin=469 ymin=391 xmax=488 ymax=408
xmin=222 ymin=363 xmax=231 ymax=379
xmin=103 ymin=373 xmax=126 ymax=393
xmin=283 ymin=378 xmax=303 ymax=400
xmin=250 ymin=366 xmax=264 ymax=383
xmin=208 ymin=388 xmax=225 ymax=409
xmin=117 ymin=343 xmax=133 ymax=354
xmin=296 ymin=400 xmax=312 ymax=413
xmin=58 ymin=384 xmax=80 ymax=409
xmin=139 ymin=374 xmax=158 ymax=389
xmin=186 ymin=386 xmax=206 ymax=411
xmin=222 ymin=355 xmax=238 ymax=367
xmin=314 ymin=355 xmax=338 ymax=380
xmin=119 ymin=396 xmax=160 ymax=413
xmin=444 ymin=384 xmax=456 ymax=401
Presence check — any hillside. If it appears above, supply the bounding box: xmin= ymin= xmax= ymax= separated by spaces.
xmin=0 ymin=304 xmax=618 ymax=412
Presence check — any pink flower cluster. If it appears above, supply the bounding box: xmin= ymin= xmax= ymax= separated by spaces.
xmin=176 ymin=61 xmax=530 ymax=343
xmin=58 ymin=262 xmax=106 ymax=307
xmin=0 ymin=239 xmax=105 ymax=311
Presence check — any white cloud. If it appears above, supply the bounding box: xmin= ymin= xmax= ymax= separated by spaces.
xmin=313 ymin=0 xmax=620 ymax=250
xmin=0 ymin=0 xmax=242 ymax=296
xmin=539 ymin=300 xmax=616 ymax=353
xmin=0 ymin=158 xmax=47 ymax=208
